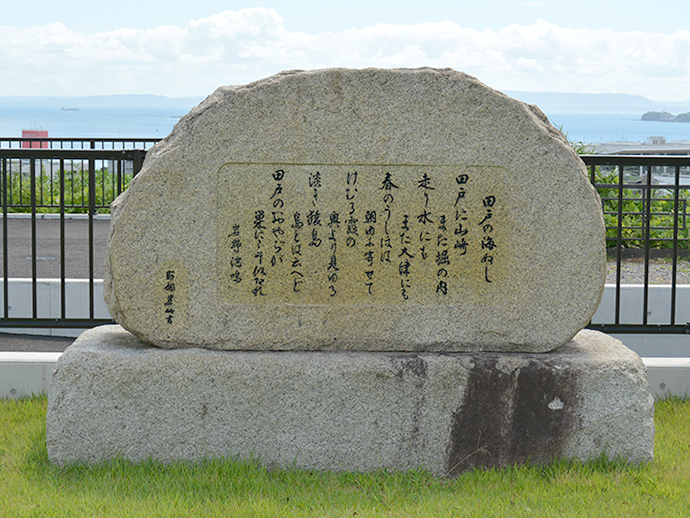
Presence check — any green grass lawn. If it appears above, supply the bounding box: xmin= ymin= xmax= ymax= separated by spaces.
xmin=1 ymin=396 xmax=689 ymax=517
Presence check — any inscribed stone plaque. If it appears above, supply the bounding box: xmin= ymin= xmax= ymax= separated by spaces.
xmin=104 ymin=67 xmax=606 ymax=352
xmin=216 ymin=163 xmax=509 ymax=307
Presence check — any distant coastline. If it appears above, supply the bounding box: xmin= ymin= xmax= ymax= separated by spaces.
xmin=641 ymin=111 xmax=690 ymax=123
xmin=2 ymin=91 xmax=690 ymax=113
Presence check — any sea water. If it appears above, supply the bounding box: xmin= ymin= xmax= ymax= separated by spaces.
xmin=548 ymin=112 xmax=690 ymax=144
xmin=2 ymin=103 xmax=690 ymax=144
xmin=0 ymin=104 xmax=192 ymax=139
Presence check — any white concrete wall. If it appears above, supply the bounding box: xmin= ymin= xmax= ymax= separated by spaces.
xmin=0 ymin=352 xmax=62 ymax=398
xmin=593 ymin=284 xmax=690 ymax=326
xmin=593 ymin=284 xmax=690 ymax=357
xmin=0 ymin=279 xmax=110 ymax=337
xmin=1 ymin=280 xmax=689 ymax=354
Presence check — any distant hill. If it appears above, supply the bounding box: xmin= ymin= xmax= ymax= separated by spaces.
xmin=2 ymin=92 xmax=690 ymax=115
xmin=642 ymin=111 xmax=690 ymax=122
xmin=504 ymin=91 xmax=690 ymax=114
xmin=0 ymin=94 xmax=205 ymax=108
xmin=641 ymin=111 xmax=675 ymax=121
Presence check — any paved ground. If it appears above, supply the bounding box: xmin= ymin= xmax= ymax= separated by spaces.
xmin=0 ymin=332 xmax=74 ymax=352
xmin=606 ymin=258 xmax=690 ymax=284
xmin=0 ymin=217 xmax=110 ymax=279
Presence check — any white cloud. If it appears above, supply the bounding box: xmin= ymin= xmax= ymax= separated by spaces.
xmin=1 ymin=10 xmax=688 ymax=101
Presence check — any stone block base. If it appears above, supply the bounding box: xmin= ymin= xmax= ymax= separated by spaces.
xmin=46 ymin=326 xmax=654 ymax=475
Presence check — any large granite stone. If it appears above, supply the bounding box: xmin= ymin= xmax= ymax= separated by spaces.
xmin=104 ymin=68 xmax=606 ymax=352
xmin=46 ymin=326 xmax=653 ymax=473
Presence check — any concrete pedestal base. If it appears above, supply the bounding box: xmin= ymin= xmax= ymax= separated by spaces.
xmin=46 ymin=326 xmax=654 ymax=475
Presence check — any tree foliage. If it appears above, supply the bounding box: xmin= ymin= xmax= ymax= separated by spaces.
xmin=4 ymin=167 xmax=131 ymax=214
xmin=595 ymin=167 xmax=690 ymax=249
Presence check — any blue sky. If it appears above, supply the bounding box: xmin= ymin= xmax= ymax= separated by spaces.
xmin=2 ymin=0 xmax=689 ymax=100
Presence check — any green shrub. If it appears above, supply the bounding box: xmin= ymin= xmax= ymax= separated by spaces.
xmin=3 ymin=167 xmax=132 ymax=214
xmin=594 ymin=167 xmax=690 ymax=249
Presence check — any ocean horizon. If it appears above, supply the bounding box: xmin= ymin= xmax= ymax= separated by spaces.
xmin=2 ymin=103 xmax=690 ymax=145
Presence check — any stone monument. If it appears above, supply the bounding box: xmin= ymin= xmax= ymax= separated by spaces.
xmin=46 ymin=68 xmax=654 ymax=474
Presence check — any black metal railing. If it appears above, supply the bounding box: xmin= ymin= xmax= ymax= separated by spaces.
xmin=0 ymin=149 xmax=146 ymax=214
xmin=0 ymin=147 xmax=147 ymax=329
xmin=0 ymin=148 xmax=689 ymax=336
xmin=582 ymin=154 xmax=690 ymax=334
xmin=0 ymin=137 xmax=159 ymax=150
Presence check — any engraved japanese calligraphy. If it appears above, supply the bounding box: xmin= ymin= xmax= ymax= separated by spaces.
xmin=217 ymin=164 xmax=509 ymax=306
xmin=157 ymin=262 xmax=187 ymax=331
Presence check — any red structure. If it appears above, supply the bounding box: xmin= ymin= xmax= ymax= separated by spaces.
xmin=22 ymin=130 xmax=49 ymax=149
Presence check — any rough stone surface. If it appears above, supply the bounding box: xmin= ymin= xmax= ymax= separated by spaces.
xmin=47 ymin=326 xmax=653 ymax=473
xmin=104 ymin=68 xmax=606 ymax=352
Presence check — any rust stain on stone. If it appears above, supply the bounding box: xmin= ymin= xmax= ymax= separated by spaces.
xmin=389 ymin=355 xmax=428 ymax=381
xmin=446 ymin=357 xmax=579 ymax=476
